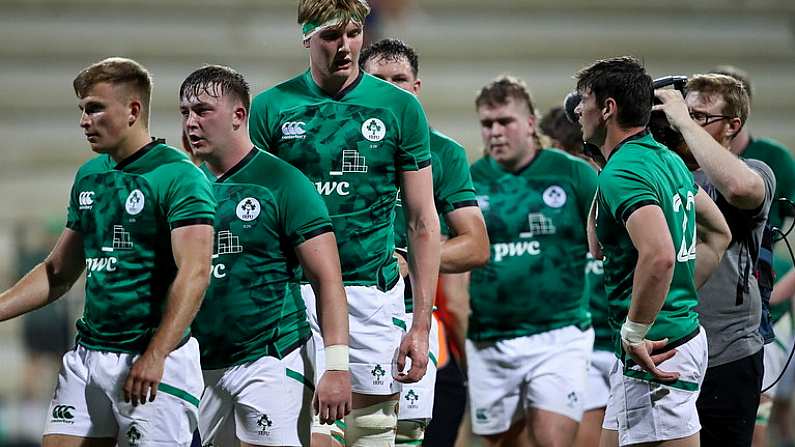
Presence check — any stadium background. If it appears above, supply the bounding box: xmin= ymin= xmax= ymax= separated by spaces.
xmin=0 ymin=0 xmax=793 ymax=444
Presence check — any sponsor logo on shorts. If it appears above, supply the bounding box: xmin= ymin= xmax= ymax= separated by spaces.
xmin=361 ymin=118 xmax=386 ymax=142
xmin=404 ymin=389 xmax=420 ymax=409
xmin=126 ymin=423 xmax=142 ymax=445
xmin=257 ymin=413 xmax=273 ymax=436
xmin=79 ymin=191 xmax=95 ymax=210
xmin=50 ymin=405 xmax=76 ymax=423
xmin=566 ymin=391 xmax=579 ymax=409
xmin=475 ymin=408 xmax=488 ymax=423
xmin=371 ymin=364 xmax=386 ymax=385
xmin=281 ymin=121 xmax=306 ymax=139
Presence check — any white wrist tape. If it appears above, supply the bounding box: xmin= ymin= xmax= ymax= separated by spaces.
xmin=324 ymin=345 xmax=349 ymax=371
xmin=620 ymin=320 xmax=652 ymax=346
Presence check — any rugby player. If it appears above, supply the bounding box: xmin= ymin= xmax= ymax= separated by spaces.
xmin=180 ymin=65 xmax=352 ymax=447
xmin=360 ymin=38 xmax=490 ymax=446
xmin=467 ymin=75 xmax=597 ymax=447
xmin=0 ymin=57 xmax=216 ymax=446
xmin=248 ymin=1 xmax=441 ymax=445
xmin=575 ymin=56 xmax=731 ymax=447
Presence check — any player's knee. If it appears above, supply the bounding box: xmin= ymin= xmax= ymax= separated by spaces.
xmin=396 ymin=419 xmax=428 ymax=444
xmin=344 ymin=400 xmax=399 ymax=446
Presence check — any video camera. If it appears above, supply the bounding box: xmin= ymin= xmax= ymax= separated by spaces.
xmin=563 ymin=76 xmax=689 ymax=165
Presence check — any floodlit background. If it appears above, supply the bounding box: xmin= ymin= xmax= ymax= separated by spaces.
xmin=0 ymin=0 xmax=793 ymax=444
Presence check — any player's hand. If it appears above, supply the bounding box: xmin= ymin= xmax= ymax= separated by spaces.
xmin=621 ymin=338 xmax=680 ymax=382
xmin=395 ymin=327 xmax=429 ymax=383
xmin=394 ymin=250 xmax=409 ymax=278
xmin=652 ymin=89 xmax=692 ymax=131
xmin=314 ymin=370 xmax=352 ymax=424
xmin=124 ymin=350 xmax=166 ymax=406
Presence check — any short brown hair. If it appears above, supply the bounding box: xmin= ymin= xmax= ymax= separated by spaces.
xmin=475 ymin=75 xmax=537 ymax=117
xmin=73 ymin=57 xmax=152 ymax=127
xmin=298 ymin=0 xmax=370 ymax=27
xmin=687 ymin=73 xmax=750 ymax=125
xmin=709 ymin=65 xmax=752 ymax=102
xmin=476 ymin=75 xmax=545 ymax=148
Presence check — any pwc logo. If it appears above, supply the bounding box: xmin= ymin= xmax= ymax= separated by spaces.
xmin=281 ymin=121 xmax=306 ymax=140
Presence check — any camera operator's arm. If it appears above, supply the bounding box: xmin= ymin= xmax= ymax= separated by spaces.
xmin=654 ymin=89 xmax=765 ymax=210
xmin=771 ymin=268 xmax=795 ymax=306
xmin=693 ymin=186 xmax=732 ymax=289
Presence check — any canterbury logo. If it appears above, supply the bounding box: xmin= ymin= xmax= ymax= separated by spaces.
xmin=79 ymin=191 xmax=95 ymax=209
xmin=281 ymin=121 xmax=306 ymax=139
xmin=52 ymin=405 xmax=75 ymax=420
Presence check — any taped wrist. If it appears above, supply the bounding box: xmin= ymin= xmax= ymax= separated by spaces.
xmin=620 ymin=320 xmax=652 ymax=347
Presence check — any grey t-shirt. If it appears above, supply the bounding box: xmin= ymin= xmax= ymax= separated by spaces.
xmin=694 ymin=158 xmax=775 ymax=367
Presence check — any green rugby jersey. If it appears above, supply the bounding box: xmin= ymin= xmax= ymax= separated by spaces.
xmin=596 ymin=132 xmax=700 ymax=356
xmin=250 ymin=71 xmax=431 ymax=291
xmin=192 ymin=148 xmax=332 ymax=369
xmin=467 ymin=149 xmax=597 ymax=342
xmin=586 ymin=252 xmax=613 ymax=352
xmin=66 ymin=140 xmax=215 ymax=353
xmin=394 ymin=129 xmax=477 ymax=313
xmin=742 ymin=137 xmax=795 ymax=322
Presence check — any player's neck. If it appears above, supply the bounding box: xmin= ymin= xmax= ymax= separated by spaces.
xmin=109 ymin=130 xmax=152 ymax=164
xmin=205 ymin=138 xmax=254 ymax=178
xmin=310 ymin=65 xmax=360 ymax=96
xmin=602 ymin=125 xmax=646 ymax=160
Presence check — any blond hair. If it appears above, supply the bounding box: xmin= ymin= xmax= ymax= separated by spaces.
xmin=73 ymin=57 xmax=152 ymax=127
xmin=298 ymin=0 xmax=370 ymax=27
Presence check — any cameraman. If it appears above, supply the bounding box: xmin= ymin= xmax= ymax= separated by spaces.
xmin=655 ymin=74 xmax=775 ymax=447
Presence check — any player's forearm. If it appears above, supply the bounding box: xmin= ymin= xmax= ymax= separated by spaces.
xmin=315 ymin=278 xmax=349 ymax=347
xmin=0 ymin=261 xmax=71 ymax=321
xmin=694 ymin=241 xmax=722 ymax=290
xmin=407 ymin=212 xmax=441 ymax=331
xmin=440 ymin=233 xmax=489 ymax=273
xmin=146 ymin=265 xmax=208 ymax=358
xmin=587 ymin=197 xmax=603 ymax=259
xmin=441 ymin=272 xmax=470 ymax=356
xmin=628 ymin=251 xmax=674 ymax=324
xmin=679 ymin=122 xmax=765 ymax=209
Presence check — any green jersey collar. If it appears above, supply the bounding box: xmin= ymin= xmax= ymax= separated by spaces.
xmin=114 ymin=138 xmax=165 ymax=170
xmin=303 ymin=69 xmax=364 ymax=101
xmin=606 ymin=129 xmax=649 ymax=161
xmin=214 ymin=147 xmax=259 ymax=183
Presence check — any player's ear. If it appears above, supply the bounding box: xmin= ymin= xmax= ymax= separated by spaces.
xmin=602 ymin=98 xmax=616 ymax=121
xmin=128 ymin=99 xmax=142 ymax=127
xmin=232 ymin=105 xmax=247 ymax=130
xmin=413 ymin=78 xmax=422 ymax=95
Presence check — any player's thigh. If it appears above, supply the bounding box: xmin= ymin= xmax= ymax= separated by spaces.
xmin=527 ymin=407 xmax=578 ymax=447
xmin=114 ymin=338 xmax=204 ymax=446
xmin=466 ymin=339 xmax=526 ymax=436
xmin=525 ymin=326 xmax=593 ymax=424
xmin=44 ymin=346 xmax=117 ymax=440
xmin=480 ymin=418 xmax=530 ymax=447
xmin=197 ymin=368 xmax=235 ymax=445
xmin=575 ymin=408 xmax=606 ymax=447
xmin=398 ymin=312 xmax=439 ymax=421
xmin=614 ymin=328 xmax=707 ymax=446
xmin=42 ymin=434 xmax=116 ymax=447
xmin=346 ymin=281 xmax=406 ymax=396
xmin=233 ymin=342 xmax=314 ymax=447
